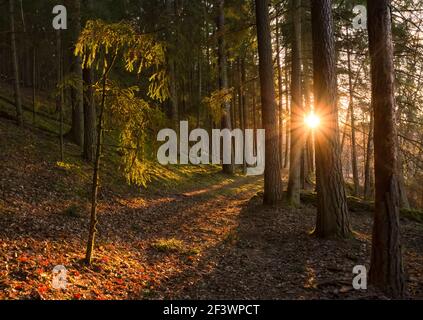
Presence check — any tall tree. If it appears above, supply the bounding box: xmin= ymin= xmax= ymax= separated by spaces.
xmin=255 ymin=0 xmax=283 ymax=205
xmin=9 ymin=0 xmax=23 ymax=126
xmin=311 ymin=0 xmax=351 ymax=238
xmin=346 ymin=27 xmax=360 ymax=197
xmin=367 ymin=0 xmax=405 ymax=298
xmin=287 ymin=0 xmax=303 ymax=206
xmin=217 ymin=0 xmax=234 ymax=174
xmin=67 ymin=0 xmax=84 ymax=147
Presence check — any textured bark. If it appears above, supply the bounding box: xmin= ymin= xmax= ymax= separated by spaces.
xmin=275 ymin=11 xmax=284 ymax=170
xmin=287 ymin=0 xmax=303 ymax=206
xmin=367 ymin=0 xmax=405 ymax=298
xmin=255 ymin=0 xmax=283 ymax=205
xmin=9 ymin=0 xmax=23 ymax=126
xmin=284 ymin=46 xmax=290 ymax=169
xmin=311 ymin=0 xmax=351 ymax=238
xmin=217 ymin=0 xmax=234 ymax=174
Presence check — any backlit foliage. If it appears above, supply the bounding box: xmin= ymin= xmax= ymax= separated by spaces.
xmin=75 ymin=20 xmax=169 ymax=187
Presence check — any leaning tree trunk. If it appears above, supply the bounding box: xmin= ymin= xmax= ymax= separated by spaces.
xmin=311 ymin=0 xmax=351 ymax=238
xmin=217 ymin=0 xmax=234 ymax=174
xmin=287 ymin=0 xmax=303 ymax=206
xmin=9 ymin=0 xmax=23 ymax=126
xmin=255 ymin=0 xmax=283 ymax=205
xmin=367 ymin=0 xmax=405 ymax=298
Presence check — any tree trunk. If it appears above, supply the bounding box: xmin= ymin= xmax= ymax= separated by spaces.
xmin=255 ymin=0 xmax=283 ymax=205
xmin=275 ymin=11 xmax=284 ymax=170
xmin=9 ymin=0 xmax=23 ymax=126
xmin=67 ymin=0 xmax=84 ymax=147
xmin=364 ymin=111 xmax=374 ymax=201
xmin=287 ymin=0 xmax=303 ymax=206
xmin=82 ymin=62 xmax=96 ymax=162
xmin=367 ymin=0 xmax=405 ymax=298
xmin=311 ymin=0 xmax=351 ymax=238
xmin=85 ymin=75 xmax=106 ymax=265
xmin=82 ymin=0 xmax=96 ymax=162
xmin=284 ymin=46 xmax=290 ymax=169
xmin=346 ymin=28 xmax=360 ymax=196
xmin=166 ymin=0 xmax=179 ymax=129
xmin=217 ymin=0 xmax=234 ymax=174
xmin=56 ymin=30 xmax=64 ymax=162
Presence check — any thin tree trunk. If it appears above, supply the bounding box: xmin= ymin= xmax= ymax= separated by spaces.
xmin=9 ymin=0 xmax=23 ymax=126
xmin=276 ymin=11 xmax=284 ymax=170
xmin=346 ymin=28 xmax=360 ymax=196
xmin=32 ymin=46 xmax=36 ymax=124
xmin=85 ymin=54 xmax=116 ymax=264
xmin=284 ymin=46 xmax=290 ymax=169
xmin=311 ymin=0 xmax=351 ymax=238
xmin=241 ymin=57 xmax=248 ymax=173
xmin=217 ymin=0 xmax=234 ymax=174
xmin=82 ymin=61 xmax=96 ymax=162
xmin=367 ymin=0 xmax=405 ymax=298
xmin=68 ymin=0 xmax=84 ymax=147
xmin=57 ymin=30 xmax=64 ymax=162
xmin=85 ymin=75 xmax=106 ymax=265
xmin=255 ymin=0 xmax=283 ymax=205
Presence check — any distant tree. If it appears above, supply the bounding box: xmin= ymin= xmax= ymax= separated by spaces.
xmin=67 ymin=0 xmax=84 ymax=147
xmin=9 ymin=0 xmax=23 ymax=126
xmin=310 ymin=0 xmax=351 ymax=238
xmin=367 ymin=0 xmax=405 ymax=298
xmin=255 ymin=0 xmax=283 ymax=205
xmin=217 ymin=0 xmax=234 ymax=174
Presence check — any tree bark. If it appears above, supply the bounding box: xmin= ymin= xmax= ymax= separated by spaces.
xmin=275 ymin=10 xmax=284 ymax=170
xmin=346 ymin=28 xmax=360 ymax=196
xmin=287 ymin=0 xmax=303 ymax=206
xmin=255 ymin=0 xmax=283 ymax=205
xmin=367 ymin=0 xmax=405 ymax=298
xmin=311 ymin=0 xmax=351 ymax=238
xmin=364 ymin=111 xmax=374 ymax=201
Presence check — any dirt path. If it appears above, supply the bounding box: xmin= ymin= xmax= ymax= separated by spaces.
xmin=1 ymin=118 xmax=423 ymax=299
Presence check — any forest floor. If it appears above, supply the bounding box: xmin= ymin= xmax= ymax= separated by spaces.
xmin=1 ymin=114 xmax=423 ymax=300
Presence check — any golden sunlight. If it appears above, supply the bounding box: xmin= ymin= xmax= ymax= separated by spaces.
xmin=304 ymin=112 xmax=321 ymax=129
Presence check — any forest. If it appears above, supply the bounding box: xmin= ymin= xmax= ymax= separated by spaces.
xmin=0 ymin=0 xmax=422 ymax=302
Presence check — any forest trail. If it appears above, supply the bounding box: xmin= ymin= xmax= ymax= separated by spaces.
xmin=1 ymin=118 xmax=423 ymax=300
